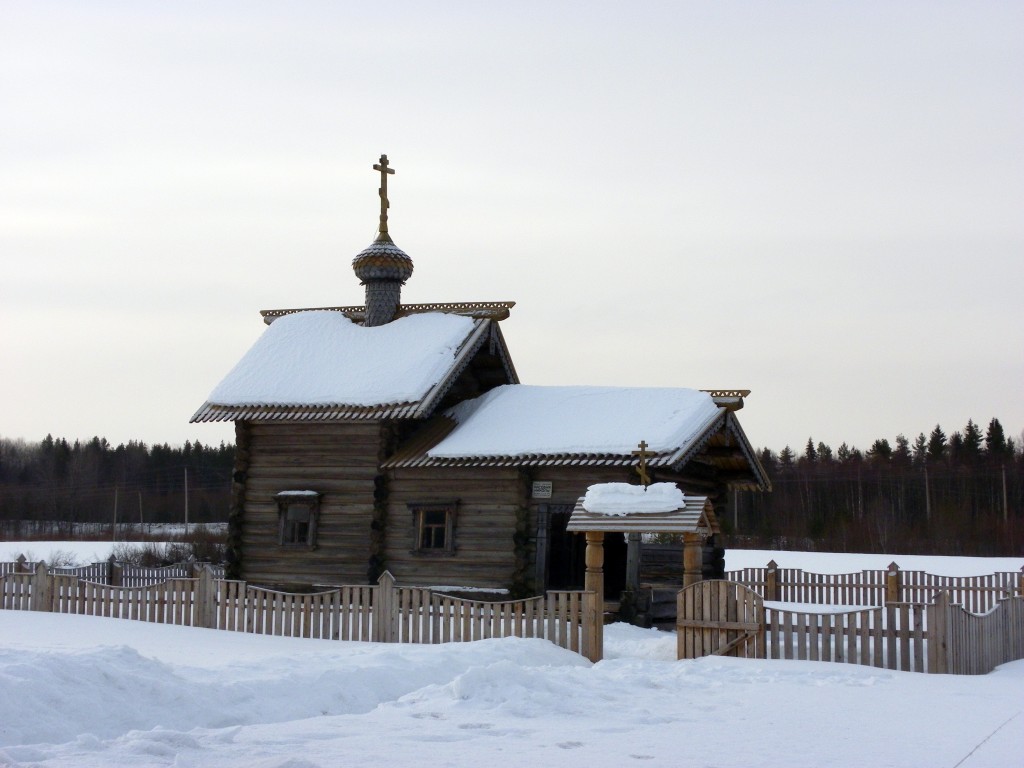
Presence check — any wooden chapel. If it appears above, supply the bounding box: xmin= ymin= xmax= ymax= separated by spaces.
xmin=191 ymin=155 xmax=770 ymax=604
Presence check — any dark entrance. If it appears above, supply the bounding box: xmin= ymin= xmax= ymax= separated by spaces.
xmin=547 ymin=505 xmax=584 ymax=590
xmin=546 ymin=505 xmax=627 ymax=598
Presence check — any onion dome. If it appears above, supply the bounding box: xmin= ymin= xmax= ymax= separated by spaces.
xmin=352 ymin=237 xmax=414 ymax=284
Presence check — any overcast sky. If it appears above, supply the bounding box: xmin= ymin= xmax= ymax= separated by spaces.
xmin=3 ymin=1 xmax=1022 ymax=454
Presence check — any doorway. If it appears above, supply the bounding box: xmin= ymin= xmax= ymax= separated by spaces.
xmin=546 ymin=505 xmax=627 ymax=597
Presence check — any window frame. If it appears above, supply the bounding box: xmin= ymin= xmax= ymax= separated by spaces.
xmin=275 ymin=491 xmax=322 ymax=549
xmin=409 ymin=501 xmax=458 ymax=555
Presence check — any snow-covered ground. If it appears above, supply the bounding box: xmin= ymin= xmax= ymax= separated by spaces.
xmin=1 ymin=545 xmax=1023 ymax=767
xmin=725 ymin=548 xmax=1024 ymax=576
xmin=2 ymin=541 xmax=158 ymax=566
xmin=0 ymin=610 xmax=1020 ymax=768
xmin=6 ymin=542 xmax=1023 ymax=578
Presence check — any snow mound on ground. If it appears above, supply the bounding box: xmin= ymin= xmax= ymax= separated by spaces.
xmin=2 ymin=608 xmax=1023 ymax=767
xmin=0 ymin=615 xmax=586 ymax=749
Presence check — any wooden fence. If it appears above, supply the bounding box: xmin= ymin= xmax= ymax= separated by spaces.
xmin=929 ymin=591 xmax=1024 ymax=675
xmin=0 ymin=563 xmax=602 ymax=661
xmin=677 ymin=579 xmax=764 ymax=660
xmin=726 ymin=560 xmax=1023 ymax=613
xmin=678 ymin=579 xmax=1024 ymax=675
xmin=763 ymin=601 xmax=930 ymax=672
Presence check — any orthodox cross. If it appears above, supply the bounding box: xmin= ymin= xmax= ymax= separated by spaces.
xmin=632 ymin=440 xmax=653 ymax=488
xmin=373 ymin=154 xmax=395 ymax=236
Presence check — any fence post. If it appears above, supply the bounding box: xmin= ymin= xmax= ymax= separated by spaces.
xmin=928 ymin=591 xmax=950 ymax=674
xmin=15 ymin=554 xmax=28 ymax=573
xmin=581 ymin=590 xmax=603 ymax=663
xmin=194 ymin=565 xmax=215 ymax=629
xmin=31 ymin=561 xmax=53 ymax=612
xmin=766 ymin=560 xmax=780 ymax=601
xmin=1019 ymin=566 xmax=1024 ymax=599
xmin=375 ymin=570 xmax=397 ymax=643
xmin=886 ymin=562 xmax=901 ymax=605
xmin=108 ymin=555 xmax=123 ymax=587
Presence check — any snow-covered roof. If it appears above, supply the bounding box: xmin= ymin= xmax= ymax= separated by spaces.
xmin=191 ymin=310 xmax=511 ymax=422
xmin=567 ymin=484 xmax=714 ymax=534
xmin=425 ymin=385 xmax=722 ymax=462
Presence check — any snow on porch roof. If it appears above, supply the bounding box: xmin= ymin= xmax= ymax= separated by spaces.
xmin=566 ymin=483 xmax=715 ymax=534
xmin=191 ymin=310 xmax=485 ymax=421
xmin=423 ymin=385 xmax=723 ymax=462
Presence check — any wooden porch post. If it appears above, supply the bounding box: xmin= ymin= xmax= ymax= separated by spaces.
xmin=584 ymin=531 xmax=605 ymax=660
xmin=624 ymin=532 xmax=641 ymax=593
xmin=682 ymin=532 xmax=703 ymax=589
xmin=534 ymin=504 xmax=550 ymax=591
xmin=584 ymin=531 xmax=604 ymax=609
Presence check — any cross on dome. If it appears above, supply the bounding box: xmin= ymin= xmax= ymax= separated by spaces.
xmin=373 ymin=154 xmax=395 ymax=239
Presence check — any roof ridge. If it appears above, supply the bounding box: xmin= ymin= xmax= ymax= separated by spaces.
xmin=260 ymin=301 xmax=515 ymax=325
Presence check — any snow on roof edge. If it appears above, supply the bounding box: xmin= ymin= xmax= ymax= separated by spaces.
xmin=202 ymin=311 xmax=480 ymax=409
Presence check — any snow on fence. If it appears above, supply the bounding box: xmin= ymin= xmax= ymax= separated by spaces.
xmin=726 ymin=560 xmax=1023 ymax=613
xmin=677 ymin=579 xmax=1024 ymax=675
xmin=763 ymin=601 xmax=930 ymax=672
xmin=2 ymin=554 xmax=224 ymax=586
xmin=0 ymin=563 xmax=602 ymax=661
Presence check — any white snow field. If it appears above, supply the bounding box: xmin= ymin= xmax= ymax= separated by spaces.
xmin=6 ymin=542 xmax=1023 ymax=577
xmin=724 ymin=548 xmax=1024 ymax=576
xmin=2 ymin=546 xmax=1023 ymax=766
xmin=0 ymin=610 xmax=1022 ymax=767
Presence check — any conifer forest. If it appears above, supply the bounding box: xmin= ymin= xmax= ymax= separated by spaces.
xmin=0 ymin=435 xmax=233 ymax=534
xmin=0 ymin=417 xmax=1021 ymax=555
xmin=733 ymin=418 xmax=1023 ymax=555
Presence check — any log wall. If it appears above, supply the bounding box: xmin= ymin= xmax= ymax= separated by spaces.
xmin=525 ymin=466 xmax=634 ymax=507
xmin=386 ymin=467 xmax=526 ymax=588
xmin=238 ymin=425 xmax=734 ymax=591
xmin=241 ymin=422 xmax=382 ymax=585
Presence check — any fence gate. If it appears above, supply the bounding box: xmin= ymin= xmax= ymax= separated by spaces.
xmin=677 ymin=579 xmax=764 ymax=660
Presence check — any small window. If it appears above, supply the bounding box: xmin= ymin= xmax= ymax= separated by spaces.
xmin=276 ymin=491 xmax=321 ymax=548
xmin=410 ymin=502 xmax=457 ymax=554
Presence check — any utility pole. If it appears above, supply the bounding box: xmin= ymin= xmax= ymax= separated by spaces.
xmin=139 ymin=490 xmax=144 ymax=528
xmin=112 ymin=485 xmax=119 ymax=542
xmin=857 ymin=466 xmax=863 ymax=519
xmin=1002 ymin=464 xmax=1009 ymax=523
xmin=184 ymin=467 xmax=190 ymax=536
xmin=924 ymin=465 xmax=931 ymax=522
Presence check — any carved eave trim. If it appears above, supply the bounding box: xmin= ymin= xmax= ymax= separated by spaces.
xmin=701 ymin=389 xmax=750 ymax=411
xmin=261 ymin=301 xmax=516 ymax=325
xmin=189 ymin=401 xmax=420 ymax=423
